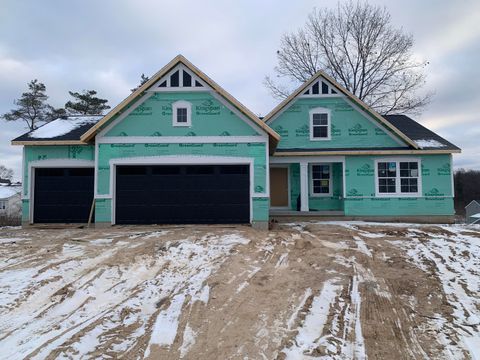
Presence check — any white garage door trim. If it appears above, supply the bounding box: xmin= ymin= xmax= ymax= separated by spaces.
xmin=108 ymin=155 xmax=256 ymax=225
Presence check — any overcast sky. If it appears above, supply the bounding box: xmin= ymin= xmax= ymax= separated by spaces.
xmin=1 ymin=0 xmax=479 ymax=181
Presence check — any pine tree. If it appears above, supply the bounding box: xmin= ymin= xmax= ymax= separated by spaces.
xmin=131 ymin=73 xmax=150 ymax=92
xmin=65 ymin=90 xmax=110 ymax=115
xmin=1 ymin=79 xmax=65 ymax=130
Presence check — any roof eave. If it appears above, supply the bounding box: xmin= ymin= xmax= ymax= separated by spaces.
xmin=11 ymin=140 xmax=88 ymax=146
xmin=272 ymin=149 xmax=461 ymax=156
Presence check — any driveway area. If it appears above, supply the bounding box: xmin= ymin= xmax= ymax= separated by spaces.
xmin=0 ymin=222 xmax=479 ymax=359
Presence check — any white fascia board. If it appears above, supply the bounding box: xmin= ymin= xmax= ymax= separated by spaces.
xmin=97 ymin=136 xmax=266 ymax=144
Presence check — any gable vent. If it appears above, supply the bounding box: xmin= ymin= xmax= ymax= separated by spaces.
xmin=156 ymin=67 xmax=204 ymax=89
xmin=303 ymin=79 xmax=338 ymax=96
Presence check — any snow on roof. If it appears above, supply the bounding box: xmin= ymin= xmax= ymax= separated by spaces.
xmin=471 ymin=213 xmax=480 ymax=219
xmin=27 ymin=116 xmax=101 ymax=139
xmin=414 ymin=139 xmax=447 ymax=149
xmin=0 ymin=186 xmax=20 ymax=199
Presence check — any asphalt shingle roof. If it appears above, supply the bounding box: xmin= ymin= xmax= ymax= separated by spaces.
xmin=383 ymin=114 xmax=460 ymax=151
xmin=12 ymin=116 xmax=102 ymax=142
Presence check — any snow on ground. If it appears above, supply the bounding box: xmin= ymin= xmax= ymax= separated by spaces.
xmin=390 ymin=224 xmax=480 ymax=359
xmin=0 ymin=229 xmax=249 ymax=359
xmin=1 ymin=223 xmax=479 ymax=359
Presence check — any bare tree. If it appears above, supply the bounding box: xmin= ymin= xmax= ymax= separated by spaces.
xmin=0 ymin=165 xmax=13 ymax=182
xmin=265 ymin=1 xmax=431 ymax=115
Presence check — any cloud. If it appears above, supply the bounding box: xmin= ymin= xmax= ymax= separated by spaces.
xmin=0 ymin=0 xmax=479 ymax=182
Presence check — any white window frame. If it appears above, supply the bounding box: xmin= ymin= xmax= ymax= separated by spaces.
xmin=309 ymin=163 xmax=332 ymax=197
xmin=172 ymin=100 xmax=192 ymax=127
xmin=309 ymin=107 xmax=331 ymax=141
xmin=374 ymin=158 xmax=422 ymax=197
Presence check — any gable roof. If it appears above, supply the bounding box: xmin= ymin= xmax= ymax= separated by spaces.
xmin=81 ymin=55 xmax=280 ymax=151
xmin=383 ymin=115 xmax=460 ymax=152
xmin=11 ymin=116 xmax=102 ymax=145
xmin=466 ymin=200 xmax=480 ymax=208
xmin=263 ymin=70 xmax=420 ymax=149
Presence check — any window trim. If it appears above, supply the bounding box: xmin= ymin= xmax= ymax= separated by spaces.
xmin=172 ymin=100 xmax=192 ymax=127
xmin=309 ymin=163 xmax=332 ymax=197
xmin=309 ymin=107 xmax=331 ymax=141
xmin=0 ymin=200 xmax=6 ymax=210
xmin=374 ymin=158 xmax=422 ymax=197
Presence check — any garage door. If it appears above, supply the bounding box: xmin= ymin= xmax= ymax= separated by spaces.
xmin=33 ymin=168 xmax=94 ymax=223
xmin=115 ymin=165 xmax=250 ymax=224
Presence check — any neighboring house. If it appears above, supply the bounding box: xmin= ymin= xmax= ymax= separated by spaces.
xmin=0 ymin=184 xmax=22 ymax=220
xmin=465 ymin=200 xmax=480 ymax=224
xmin=11 ymin=55 xmax=460 ymax=229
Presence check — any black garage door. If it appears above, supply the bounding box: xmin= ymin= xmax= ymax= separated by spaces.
xmin=34 ymin=168 xmax=94 ymax=223
xmin=115 ymin=165 xmax=250 ymax=224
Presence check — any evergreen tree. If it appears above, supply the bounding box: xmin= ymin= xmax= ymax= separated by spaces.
xmin=65 ymin=90 xmax=110 ymax=115
xmin=131 ymin=73 xmax=150 ymax=92
xmin=1 ymin=79 xmax=65 ymax=130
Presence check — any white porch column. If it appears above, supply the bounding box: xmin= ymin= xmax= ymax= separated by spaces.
xmin=300 ymin=162 xmax=309 ymax=212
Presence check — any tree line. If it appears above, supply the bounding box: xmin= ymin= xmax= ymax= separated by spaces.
xmin=454 ymin=169 xmax=480 ymax=215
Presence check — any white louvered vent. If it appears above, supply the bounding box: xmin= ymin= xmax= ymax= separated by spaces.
xmin=303 ymin=79 xmax=338 ymax=96
xmin=156 ymin=67 xmax=204 ymax=89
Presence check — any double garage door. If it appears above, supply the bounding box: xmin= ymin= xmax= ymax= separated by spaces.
xmin=33 ymin=165 xmax=250 ymax=224
xmin=115 ymin=165 xmax=250 ymax=224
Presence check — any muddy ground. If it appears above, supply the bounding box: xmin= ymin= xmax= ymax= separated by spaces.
xmin=0 ymin=221 xmax=479 ymax=359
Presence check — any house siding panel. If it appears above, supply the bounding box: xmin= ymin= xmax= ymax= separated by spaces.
xmin=344 ymin=154 xmax=454 ymax=216
xmin=269 ymin=97 xmax=406 ymax=150
xmin=105 ymin=92 xmax=259 ymax=137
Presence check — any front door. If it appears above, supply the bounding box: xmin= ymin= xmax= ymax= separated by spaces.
xmin=270 ymin=167 xmax=289 ymax=207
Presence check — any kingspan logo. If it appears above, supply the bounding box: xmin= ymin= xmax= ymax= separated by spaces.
xmin=255 ymin=185 xmax=264 ymax=193
xmin=295 ymin=124 xmax=309 ymax=137
xmin=151 ymin=131 xmax=162 ymax=136
xmin=196 ymin=99 xmax=220 ymax=115
xmin=356 ymin=164 xmax=374 ymax=176
xmin=375 ymin=128 xmax=386 ymax=135
xmin=68 ymin=145 xmax=83 ymax=159
xmin=421 ymin=164 xmax=430 ymax=176
xmin=437 ymin=163 xmax=451 ymax=175
xmin=331 ymin=124 xmax=341 ymax=136
xmin=348 ymin=123 xmax=368 ymax=136
xmin=425 ymin=188 xmax=444 ymax=197
xmin=219 ymin=131 xmax=231 ymax=136
xmin=274 ymin=125 xmax=288 ymax=136
xmin=347 ymin=188 xmax=363 ymax=197
xmin=132 ymin=105 xmax=153 ymax=116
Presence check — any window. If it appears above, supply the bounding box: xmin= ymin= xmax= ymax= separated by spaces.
xmin=172 ymin=100 xmax=192 ymax=127
xmin=0 ymin=200 xmax=6 ymax=210
xmin=311 ymin=164 xmax=331 ymax=196
xmin=309 ymin=108 xmax=331 ymax=140
xmin=376 ymin=159 xmax=420 ymax=196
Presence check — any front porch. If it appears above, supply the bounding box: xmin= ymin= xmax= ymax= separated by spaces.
xmin=269 ymin=156 xmax=345 ymax=215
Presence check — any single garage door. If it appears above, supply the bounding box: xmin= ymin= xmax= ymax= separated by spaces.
xmin=115 ymin=165 xmax=250 ymax=224
xmin=33 ymin=168 xmax=94 ymax=223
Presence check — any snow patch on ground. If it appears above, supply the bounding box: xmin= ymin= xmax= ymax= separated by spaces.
xmin=283 ymin=279 xmax=342 ymax=359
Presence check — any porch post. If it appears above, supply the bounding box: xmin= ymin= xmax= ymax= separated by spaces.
xmin=300 ymin=162 xmax=309 ymax=212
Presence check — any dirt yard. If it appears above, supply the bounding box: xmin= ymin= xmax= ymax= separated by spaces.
xmin=0 ymin=221 xmax=479 ymax=360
